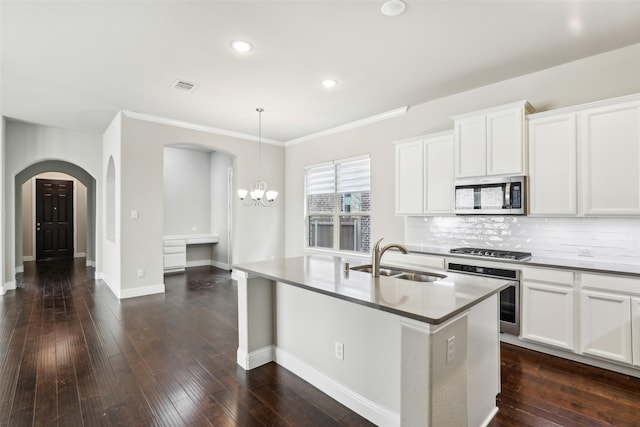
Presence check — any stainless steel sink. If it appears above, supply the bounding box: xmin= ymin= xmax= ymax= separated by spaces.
xmin=350 ymin=264 xmax=403 ymax=276
xmin=395 ymin=272 xmax=446 ymax=282
xmin=350 ymin=264 xmax=446 ymax=282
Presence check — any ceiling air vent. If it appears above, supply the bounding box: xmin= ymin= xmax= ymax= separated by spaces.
xmin=171 ymin=79 xmax=197 ymax=92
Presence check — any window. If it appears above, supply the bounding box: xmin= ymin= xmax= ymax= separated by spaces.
xmin=305 ymin=156 xmax=370 ymax=253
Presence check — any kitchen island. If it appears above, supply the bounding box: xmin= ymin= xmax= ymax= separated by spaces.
xmin=232 ymin=255 xmax=510 ymax=427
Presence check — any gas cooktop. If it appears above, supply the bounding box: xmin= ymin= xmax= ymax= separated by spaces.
xmin=449 ymin=247 xmax=532 ymax=261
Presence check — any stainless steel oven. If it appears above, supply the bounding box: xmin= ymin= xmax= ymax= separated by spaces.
xmin=447 ymin=247 xmax=531 ymax=335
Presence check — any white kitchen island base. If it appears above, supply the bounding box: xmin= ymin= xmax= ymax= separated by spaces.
xmin=232 ymin=256 xmax=503 ymax=427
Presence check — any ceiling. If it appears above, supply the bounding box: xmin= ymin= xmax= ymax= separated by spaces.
xmin=2 ymin=1 xmax=640 ymax=143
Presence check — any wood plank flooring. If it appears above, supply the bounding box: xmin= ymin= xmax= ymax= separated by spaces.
xmin=1 ymin=258 xmax=639 ymax=426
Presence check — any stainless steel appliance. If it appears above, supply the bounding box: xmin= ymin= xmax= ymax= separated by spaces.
xmin=447 ymin=247 xmax=531 ymax=335
xmin=454 ymin=175 xmax=526 ymax=215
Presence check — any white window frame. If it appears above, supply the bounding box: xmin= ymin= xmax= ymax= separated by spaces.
xmin=304 ymin=155 xmax=371 ymax=256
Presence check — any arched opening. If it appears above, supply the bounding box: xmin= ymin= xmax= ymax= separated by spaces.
xmin=14 ymin=160 xmax=97 ymax=272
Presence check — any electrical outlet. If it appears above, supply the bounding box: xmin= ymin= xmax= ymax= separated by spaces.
xmin=579 ymin=247 xmax=595 ymax=257
xmin=137 ymin=269 xmax=145 ymax=278
xmin=446 ymin=336 xmax=455 ymax=364
xmin=335 ymin=341 xmax=344 ymax=360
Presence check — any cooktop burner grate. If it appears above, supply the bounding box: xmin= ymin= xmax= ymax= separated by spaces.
xmin=449 ymin=247 xmax=532 ymax=260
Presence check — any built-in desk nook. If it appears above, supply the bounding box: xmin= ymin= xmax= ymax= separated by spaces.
xmin=163 ymin=234 xmax=219 ymax=273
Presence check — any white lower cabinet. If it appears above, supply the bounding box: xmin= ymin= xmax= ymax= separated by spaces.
xmin=580 ymin=290 xmax=633 ymax=364
xmin=521 ymin=267 xmax=575 ymax=350
xmin=632 ymin=297 xmax=640 ymax=367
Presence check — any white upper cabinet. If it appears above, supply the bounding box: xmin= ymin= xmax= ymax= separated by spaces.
xmin=580 ymin=99 xmax=640 ymax=216
xmin=454 ymin=101 xmax=533 ymax=179
xmin=395 ymin=131 xmax=454 ymax=215
xmin=395 ymin=140 xmax=424 ymax=215
xmin=528 ymin=113 xmax=578 ymax=215
xmin=423 ymin=132 xmax=454 ymax=214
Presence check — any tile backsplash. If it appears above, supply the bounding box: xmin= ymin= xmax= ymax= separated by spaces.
xmin=405 ymin=216 xmax=640 ymax=265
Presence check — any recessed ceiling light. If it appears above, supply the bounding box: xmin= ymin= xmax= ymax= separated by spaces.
xmin=231 ymin=40 xmax=252 ymax=52
xmin=322 ymin=79 xmax=338 ymax=88
xmin=381 ymin=0 xmax=406 ymax=17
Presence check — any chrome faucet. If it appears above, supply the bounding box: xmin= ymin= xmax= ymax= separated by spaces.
xmin=372 ymin=238 xmax=409 ymax=277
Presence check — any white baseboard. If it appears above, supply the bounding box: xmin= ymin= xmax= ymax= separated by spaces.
xmin=501 ymin=334 xmax=640 ymax=379
xmin=4 ymin=281 xmax=17 ymax=292
xmin=119 ymin=284 xmax=165 ymax=299
xmin=186 ymin=259 xmax=211 ymax=268
xmin=23 ymin=256 xmax=34 ymax=262
xmin=94 ymin=271 xmax=104 ymax=280
xmin=15 ymin=265 xmax=24 ymax=273
xmin=86 ymin=260 xmax=95 ymax=267
xmin=275 ymin=348 xmax=400 ymax=427
xmin=75 ymin=252 xmax=86 ymax=258
xmin=237 ymin=346 xmax=275 ymax=370
xmin=211 ymin=260 xmax=230 ymax=270
xmin=480 ymin=407 xmax=499 ymax=427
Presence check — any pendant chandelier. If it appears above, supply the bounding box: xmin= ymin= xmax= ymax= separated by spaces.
xmin=237 ymin=108 xmax=278 ymax=206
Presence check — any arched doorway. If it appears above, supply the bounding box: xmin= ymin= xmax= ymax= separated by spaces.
xmin=14 ymin=160 xmax=97 ymax=273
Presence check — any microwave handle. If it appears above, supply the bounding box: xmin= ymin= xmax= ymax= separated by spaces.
xmin=505 ymin=183 xmax=511 ymax=208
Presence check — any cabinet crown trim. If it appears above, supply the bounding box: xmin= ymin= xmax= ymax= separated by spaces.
xmin=452 ymin=100 xmax=534 ymax=120
xmin=527 ymin=92 xmax=640 ymax=120
xmin=392 ymin=129 xmax=454 ymax=145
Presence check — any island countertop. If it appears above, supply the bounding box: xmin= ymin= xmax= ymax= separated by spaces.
xmin=232 ymin=254 xmax=510 ymax=325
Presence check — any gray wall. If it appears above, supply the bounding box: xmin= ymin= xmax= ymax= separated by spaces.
xmin=284 ymin=43 xmax=640 ymax=257
xmin=163 ymin=146 xmax=212 ymax=236
xmin=102 ymin=113 xmax=284 ymax=295
xmin=211 ymin=151 xmax=233 ymax=268
xmin=0 ymin=117 xmax=5 ymax=293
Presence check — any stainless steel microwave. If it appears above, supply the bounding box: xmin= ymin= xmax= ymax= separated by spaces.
xmin=454 ymin=175 xmax=526 ymax=215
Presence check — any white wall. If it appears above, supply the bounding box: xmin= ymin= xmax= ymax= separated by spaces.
xmin=4 ymin=120 xmax=103 ymax=284
xmin=284 ymin=43 xmax=640 ymax=257
xmin=113 ymin=113 xmax=284 ymax=295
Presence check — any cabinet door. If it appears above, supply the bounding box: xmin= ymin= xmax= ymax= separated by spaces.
xmin=424 ymin=134 xmax=454 ymax=214
xmin=395 ymin=141 xmax=424 ymax=214
xmin=454 ymin=115 xmax=486 ymax=178
xmin=633 ymin=297 xmax=640 ymax=367
xmin=580 ymin=290 xmax=632 ymax=364
xmin=521 ymin=281 xmax=575 ymax=350
xmin=581 ymin=101 xmax=640 ymax=215
xmin=528 ymin=113 xmax=577 ymax=215
xmin=486 ymin=107 xmax=526 ymax=176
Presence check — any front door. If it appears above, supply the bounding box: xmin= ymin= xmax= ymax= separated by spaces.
xmin=36 ymin=179 xmax=74 ymax=259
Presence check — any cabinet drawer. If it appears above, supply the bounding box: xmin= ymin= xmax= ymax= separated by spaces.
xmin=522 ymin=267 xmax=574 ymax=286
xmin=164 ymin=253 xmax=186 ymax=269
xmin=164 ymin=239 xmax=186 ymax=247
xmin=581 ymin=273 xmax=640 ymax=294
xmin=163 ymin=246 xmax=186 ymax=254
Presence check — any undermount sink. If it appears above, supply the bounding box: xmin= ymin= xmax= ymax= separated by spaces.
xmin=395 ymin=272 xmax=446 ymax=282
xmin=350 ymin=265 xmax=403 ymax=276
xmin=350 ymin=264 xmax=446 ymax=282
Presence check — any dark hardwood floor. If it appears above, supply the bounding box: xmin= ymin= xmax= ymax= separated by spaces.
xmin=1 ymin=259 xmax=639 ymax=426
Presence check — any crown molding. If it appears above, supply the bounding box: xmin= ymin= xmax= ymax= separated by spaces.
xmin=285 ymin=106 xmax=409 ymax=147
xmin=121 ymin=110 xmax=285 ymax=146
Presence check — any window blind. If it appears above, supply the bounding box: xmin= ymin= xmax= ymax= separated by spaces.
xmin=305 ymin=164 xmax=335 ymax=195
xmin=337 ymin=158 xmax=370 ymax=193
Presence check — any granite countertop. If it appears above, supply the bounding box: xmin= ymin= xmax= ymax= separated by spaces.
xmin=406 ymin=245 xmax=640 ymax=277
xmin=233 ymin=255 xmax=510 ymax=325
